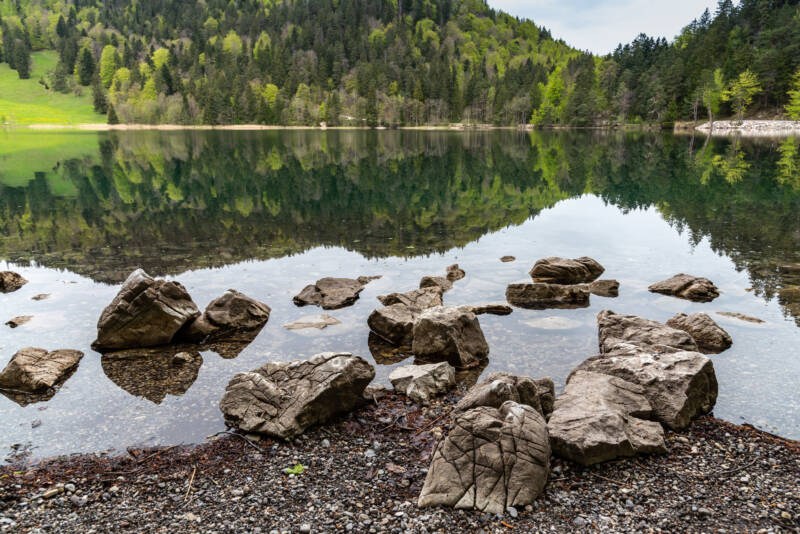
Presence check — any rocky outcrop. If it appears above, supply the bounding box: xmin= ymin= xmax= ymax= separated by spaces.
xmin=597 ymin=310 xmax=699 ymax=354
xmin=547 ymin=371 xmax=666 ymax=465
xmin=455 ymin=372 xmax=554 ymax=418
xmin=0 ymin=347 xmax=84 ymax=392
xmin=389 ymin=362 xmax=455 ymax=404
xmin=293 ymin=277 xmax=379 ymax=310
xmin=377 ymin=287 xmax=443 ymax=309
xmin=418 ymin=401 xmax=550 ymax=513
xmin=506 ymin=283 xmax=590 ymax=310
xmin=0 ymin=271 xmax=28 ymax=293
xmin=411 ymin=306 xmax=489 ymax=368
xmin=666 ymin=312 xmax=732 ymax=353
xmin=180 ymin=290 xmax=270 ymax=343
xmin=368 ymin=304 xmax=419 ymax=346
xmin=92 ymin=269 xmax=200 ymax=351
xmin=102 ymin=349 xmax=202 ymax=404
xmin=529 ymin=257 xmax=604 ymax=284
xmin=283 ymin=314 xmax=341 ymax=330
xmin=219 ymin=353 xmax=375 ymax=439
xmin=648 ymin=274 xmax=720 ymax=302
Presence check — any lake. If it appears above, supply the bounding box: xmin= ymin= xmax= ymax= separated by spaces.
xmin=1 ymin=129 xmax=799 ymax=461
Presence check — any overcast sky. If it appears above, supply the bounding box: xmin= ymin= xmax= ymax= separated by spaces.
xmin=487 ymin=0 xmax=719 ymax=55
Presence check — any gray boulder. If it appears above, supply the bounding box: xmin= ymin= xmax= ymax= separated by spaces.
xmin=529 ymin=256 xmax=604 ymax=284
xmin=411 ymin=306 xmax=489 ymax=368
xmin=506 ymin=283 xmax=590 ymax=310
xmin=219 ymin=353 xmax=375 ymax=439
xmin=377 ymin=287 xmax=443 ymax=309
xmin=648 ymin=274 xmax=720 ymax=302
xmin=547 ymin=371 xmax=666 ymax=465
xmin=180 ymin=290 xmax=270 ymax=343
xmin=0 ymin=347 xmax=84 ymax=392
xmin=0 ymin=271 xmax=28 ymax=293
xmin=368 ymin=303 xmax=419 ymax=346
xmin=293 ymin=277 xmax=378 ymax=310
xmin=455 ymin=372 xmax=554 ymax=418
xmin=92 ymin=269 xmax=200 ymax=351
xmin=389 ymin=362 xmax=455 ymax=404
xmin=418 ymin=401 xmax=550 ymax=514
xmin=597 ymin=310 xmax=699 ymax=354
xmin=666 ymin=312 xmax=732 ymax=353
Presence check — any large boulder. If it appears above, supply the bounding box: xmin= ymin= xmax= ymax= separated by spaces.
xmin=574 ymin=345 xmax=717 ymax=430
xmin=529 ymin=257 xmax=604 ymax=284
xmin=0 ymin=271 xmax=28 ymax=293
xmin=102 ymin=349 xmax=203 ymax=404
xmin=377 ymin=287 xmax=443 ymax=309
xmin=389 ymin=362 xmax=455 ymax=404
xmin=666 ymin=312 xmax=732 ymax=354
xmin=648 ymin=274 xmax=720 ymax=302
xmin=418 ymin=401 xmax=550 ymax=514
xmin=597 ymin=310 xmax=699 ymax=354
xmin=368 ymin=304 xmax=419 ymax=346
xmin=180 ymin=290 xmax=270 ymax=343
xmin=92 ymin=269 xmax=200 ymax=351
xmin=547 ymin=371 xmax=666 ymax=465
xmin=0 ymin=347 xmax=84 ymax=392
xmin=411 ymin=306 xmax=489 ymax=368
xmin=293 ymin=277 xmax=378 ymax=310
xmin=455 ymin=372 xmax=554 ymax=418
xmin=219 ymin=353 xmax=375 ymax=439
xmin=506 ymin=283 xmax=590 ymax=310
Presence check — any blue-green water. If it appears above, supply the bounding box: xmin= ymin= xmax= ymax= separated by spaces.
xmin=1 ymin=130 xmax=799 ymax=460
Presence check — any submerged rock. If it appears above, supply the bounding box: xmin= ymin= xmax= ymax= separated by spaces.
xmin=377 ymin=287 xmax=443 ymax=309
xmin=219 ymin=352 xmax=375 ymax=439
xmin=506 ymin=282 xmax=590 ymax=310
xmin=92 ymin=269 xmax=200 ymax=351
xmin=180 ymin=290 xmax=270 ymax=343
xmin=529 ymin=256 xmax=604 ymax=284
xmin=648 ymin=274 xmax=720 ymax=302
xmin=283 ymin=314 xmax=342 ymax=330
xmin=666 ymin=312 xmax=732 ymax=353
xmin=0 ymin=347 xmax=84 ymax=392
xmin=500 ymin=256 xmax=516 ymax=263
xmin=293 ymin=277 xmax=378 ymax=310
xmin=597 ymin=310 xmax=699 ymax=354
xmin=411 ymin=306 xmax=489 ymax=368
xmin=455 ymin=372 xmax=554 ymax=418
xmin=101 ymin=348 xmax=203 ymax=404
xmin=0 ymin=271 xmax=28 ymax=293
xmin=547 ymin=371 xmax=666 ymax=465
xmin=5 ymin=315 xmax=32 ymax=328
xmin=389 ymin=362 xmax=455 ymax=404
xmin=716 ymin=311 xmax=764 ymax=324
xmin=367 ymin=332 xmax=413 ymax=365
xmin=418 ymin=401 xmax=550 ymax=514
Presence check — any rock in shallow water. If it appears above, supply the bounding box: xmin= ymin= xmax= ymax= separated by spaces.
xmin=293 ymin=277 xmax=378 ymax=310
xmin=597 ymin=310 xmax=699 ymax=354
xmin=180 ymin=289 xmax=270 ymax=343
xmin=5 ymin=315 xmax=32 ymax=328
xmin=666 ymin=312 xmax=732 ymax=353
xmin=418 ymin=401 xmax=550 ymax=514
xmin=368 ymin=303 xmax=419 ymax=346
xmin=377 ymin=287 xmax=443 ymax=309
xmin=389 ymin=362 xmax=455 ymax=404
xmin=454 ymin=372 xmax=554 ymax=418
xmin=0 ymin=347 xmax=84 ymax=392
xmin=506 ymin=282 xmax=590 ymax=310
xmin=648 ymin=273 xmax=720 ymax=302
xmin=529 ymin=256 xmax=604 ymax=284
xmin=411 ymin=306 xmax=489 ymax=368
xmin=0 ymin=271 xmax=27 ymax=293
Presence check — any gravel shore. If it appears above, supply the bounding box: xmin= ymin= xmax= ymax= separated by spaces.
xmin=1 ymin=393 xmax=798 ymax=534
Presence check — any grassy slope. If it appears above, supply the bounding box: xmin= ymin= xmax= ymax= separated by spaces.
xmin=0 ymin=50 xmax=104 ymax=125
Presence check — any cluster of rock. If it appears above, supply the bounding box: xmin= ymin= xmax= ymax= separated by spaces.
xmin=293 ymin=276 xmax=380 ymax=310
xmin=506 ymin=257 xmax=619 ymax=309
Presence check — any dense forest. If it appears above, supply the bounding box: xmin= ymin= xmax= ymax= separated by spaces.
xmin=0 ymin=0 xmax=799 ymax=126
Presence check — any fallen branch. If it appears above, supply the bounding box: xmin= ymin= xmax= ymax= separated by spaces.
xmin=183 ymin=466 xmax=196 ymax=501
xmin=208 ymin=431 xmax=266 ymax=453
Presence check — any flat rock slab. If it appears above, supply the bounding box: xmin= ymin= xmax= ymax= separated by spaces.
xmin=93 ymin=269 xmax=200 ymax=351
xmin=0 ymin=347 xmax=84 ymax=392
xmin=648 ymin=274 xmax=720 ymax=302
xmin=529 ymin=257 xmax=604 ymax=284
xmin=597 ymin=310 xmax=699 ymax=354
xmin=418 ymin=401 xmax=550 ymax=514
xmin=219 ymin=353 xmax=375 ymax=439
xmin=5 ymin=315 xmax=32 ymax=328
xmin=283 ymin=314 xmax=342 ymax=330
xmin=412 ymin=306 xmax=489 ymax=368
xmin=547 ymin=371 xmax=666 ymax=465
xmin=0 ymin=271 xmax=28 ymax=293
xmin=667 ymin=312 xmax=732 ymax=353
xmin=377 ymin=287 xmax=443 ymax=309
xmin=180 ymin=290 xmax=270 ymax=343
xmin=389 ymin=362 xmax=455 ymax=404
xmin=102 ymin=349 xmax=202 ymax=404
xmin=506 ymin=283 xmax=590 ymax=310
xmin=455 ymin=372 xmax=554 ymax=418
xmin=294 ymin=277 xmax=378 ymax=310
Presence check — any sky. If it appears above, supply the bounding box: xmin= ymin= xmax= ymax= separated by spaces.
xmin=487 ymin=0 xmax=719 ymax=55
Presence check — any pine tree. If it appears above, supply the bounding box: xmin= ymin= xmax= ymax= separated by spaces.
xmin=107 ymin=104 xmax=119 ymax=124
xmin=13 ymin=42 xmax=31 ymax=80
xmin=92 ymin=77 xmax=108 ymax=114
xmin=77 ymin=48 xmax=95 ymax=86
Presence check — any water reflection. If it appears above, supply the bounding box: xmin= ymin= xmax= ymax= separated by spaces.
xmin=101 ymin=349 xmax=203 ymax=405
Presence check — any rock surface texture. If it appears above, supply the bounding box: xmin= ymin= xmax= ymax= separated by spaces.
xmin=293 ymin=277 xmax=377 ymax=310
xmin=0 ymin=347 xmax=84 ymax=392
xmin=419 ymin=276 xmax=453 ymax=293
xmin=0 ymin=271 xmax=28 ymax=293
xmin=368 ymin=304 xmax=419 ymax=346
xmin=648 ymin=274 xmax=720 ymax=302
xmin=666 ymin=312 xmax=732 ymax=353
xmin=506 ymin=283 xmax=590 ymax=310
xmin=388 ymin=362 xmax=455 ymax=404
xmin=376 ymin=287 xmax=443 ymax=309
xmin=418 ymin=401 xmax=550 ymax=514
xmin=93 ymin=269 xmax=200 ymax=351
xmin=455 ymin=372 xmax=554 ymax=418
xmin=597 ymin=310 xmax=699 ymax=354
xmin=219 ymin=353 xmax=375 ymax=439
xmin=411 ymin=307 xmax=489 ymax=368
xmin=180 ymin=290 xmax=271 ymax=343
xmin=547 ymin=371 xmax=666 ymax=465
xmin=529 ymin=257 xmax=604 ymax=284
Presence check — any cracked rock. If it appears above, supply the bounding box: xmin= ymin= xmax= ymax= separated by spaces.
xmin=293 ymin=277 xmax=378 ymax=310
xmin=418 ymin=401 xmax=550 ymax=514
xmin=389 ymin=362 xmax=455 ymax=404
xmin=529 ymin=256 xmax=604 ymax=284
xmin=455 ymin=372 xmax=554 ymax=418
xmin=666 ymin=312 xmax=732 ymax=354
xmin=648 ymin=274 xmax=720 ymax=302
xmin=598 ymin=310 xmax=699 ymax=354
xmin=411 ymin=306 xmax=489 ymax=368
xmin=219 ymin=352 xmax=375 ymax=439
xmin=506 ymin=283 xmax=590 ymax=310
xmin=377 ymin=287 xmax=443 ymax=309
xmin=0 ymin=347 xmax=84 ymax=392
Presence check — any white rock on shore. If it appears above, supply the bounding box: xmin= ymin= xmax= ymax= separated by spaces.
xmin=696 ymin=120 xmax=800 ymax=136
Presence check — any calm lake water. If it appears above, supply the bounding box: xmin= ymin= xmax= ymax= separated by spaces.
xmin=1 ymin=129 xmax=799 ymax=460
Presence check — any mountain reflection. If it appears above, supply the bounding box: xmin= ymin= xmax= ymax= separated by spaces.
xmin=0 ymin=130 xmax=798 ymax=324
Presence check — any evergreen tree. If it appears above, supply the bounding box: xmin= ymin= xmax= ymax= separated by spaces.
xmin=13 ymin=41 xmax=31 ymax=79
xmin=107 ymin=104 xmax=119 ymax=124
xmin=92 ymin=77 xmax=108 ymax=114
xmin=77 ymin=48 xmax=95 ymax=86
